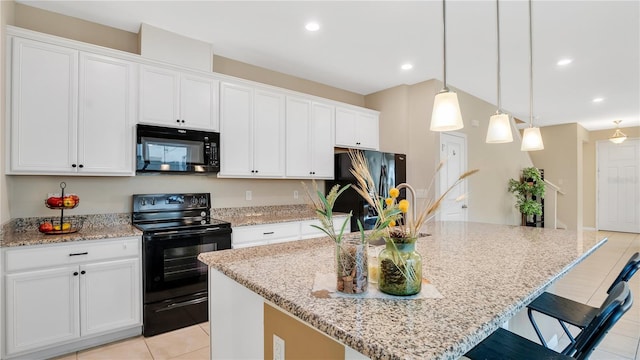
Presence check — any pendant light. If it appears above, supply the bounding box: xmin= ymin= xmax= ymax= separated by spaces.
xmin=609 ymin=120 xmax=627 ymax=144
xmin=521 ymin=0 xmax=544 ymax=151
xmin=431 ymin=0 xmax=464 ymax=132
xmin=486 ymin=0 xmax=513 ymax=143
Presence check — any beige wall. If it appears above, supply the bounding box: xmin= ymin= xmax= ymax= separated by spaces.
xmin=529 ymin=123 xmax=583 ymax=231
xmin=2 ymin=3 xmax=368 ymax=220
xmin=582 ymin=126 xmax=640 ymax=228
xmin=366 ymin=80 xmax=533 ymax=226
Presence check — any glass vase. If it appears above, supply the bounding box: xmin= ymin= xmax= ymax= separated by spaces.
xmin=378 ymin=238 xmax=422 ymax=296
xmin=336 ymin=235 xmax=368 ymax=294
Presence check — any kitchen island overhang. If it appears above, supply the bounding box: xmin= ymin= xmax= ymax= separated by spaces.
xmin=198 ymin=221 xmax=607 ymax=359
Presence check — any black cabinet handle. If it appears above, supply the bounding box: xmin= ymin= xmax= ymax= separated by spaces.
xmin=176 ymin=119 xmax=180 ymax=123
xmin=69 ymin=252 xmax=88 ymax=256
xmin=78 ymin=164 xmax=84 ymax=168
xmin=255 ymin=170 xmax=258 ymax=173
xmin=80 ymin=270 xmax=86 ymax=275
xmin=181 ymin=120 xmax=185 ymax=123
xmin=263 ymin=232 xmax=275 ymax=235
xmin=72 ymin=164 xmax=77 ymax=168
xmin=73 ymin=272 xmax=78 ymax=276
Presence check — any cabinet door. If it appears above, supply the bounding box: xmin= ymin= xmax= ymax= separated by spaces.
xmin=5 ymin=266 xmax=80 ymax=355
xmin=10 ymin=38 xmax=78 ymax=174
xmin=77 ymin=53 xmax=135 ymax=175
xmin=80 ymin=258 xmax=141 ymax=336
xmin=219 ymin=82 xmax=253 ymax=176
xmin=253 ymin=89 xmax=285 ymax=177
xmin=180 ymin=73 xmax=219 ymax=131
xmin=357 ymin=112 xmax=380 ymax=150
xmin=311 ymin=102 xmax=335 ymax=179
xmin=139 ymin=65 xmax=180 ymax=126
xmin=334 ymin=107 xmax=357 ymax=148
xmin=285 ymin=97 xmax=312 ymax=177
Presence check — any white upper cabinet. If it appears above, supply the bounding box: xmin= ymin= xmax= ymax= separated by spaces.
xmin=9 ymin=37 xmax=135 ymax=175
xmin=334 ymin=107 xmax=380 ymax=150
xmin=78 ymin=52 xmax=135 ymax=175
xmin=219 ymin=81 xmax=285 ymax=178
xmin=285 ymin=97 xmax=334 ymax=179
xmin=139 ymin=64 xmax=219 ymax=131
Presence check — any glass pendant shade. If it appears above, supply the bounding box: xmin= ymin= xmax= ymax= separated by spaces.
xmin=609 ymin=129 xmax=627 ymax=144
xmin=486 ymin=113 xmax=513 ymax=143
xmin=431 ymin=90 xmax=463 ymax=131
xmin=521 ymin=127 xmax=544 ymax=151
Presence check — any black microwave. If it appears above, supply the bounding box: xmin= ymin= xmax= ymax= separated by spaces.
xmin=136 ymin=124 xmax=220 ymax=174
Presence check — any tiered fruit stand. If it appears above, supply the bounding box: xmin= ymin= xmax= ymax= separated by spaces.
xmin=38 ymin=182 xmax=84 ymax=234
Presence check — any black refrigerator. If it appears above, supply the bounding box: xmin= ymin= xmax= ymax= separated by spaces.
xmin=326 ymin=151 xmax=407 ymax=232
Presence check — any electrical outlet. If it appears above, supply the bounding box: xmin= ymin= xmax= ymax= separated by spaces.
xmin=273 ymin=334 xmax=285 ymax=360
xmin=245 ymin=190 xmax=252 ymax=201
xmin=293 ymin=190 xmax=299 ymax=199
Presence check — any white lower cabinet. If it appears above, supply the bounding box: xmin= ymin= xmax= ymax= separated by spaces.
xmin=3 ymin=237 xmax=141 ymax=359
xmin=232 ymin=216 xmax=349 ymax=248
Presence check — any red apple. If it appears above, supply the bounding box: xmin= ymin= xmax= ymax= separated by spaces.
xmin=46 ymin=197 xmax=63 ymax=207
xmin=39 ymin=222 xmax=53 ymax=233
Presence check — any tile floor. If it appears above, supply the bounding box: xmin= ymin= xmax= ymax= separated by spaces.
xmin=53 ymin=231 xmax=639 ymax=360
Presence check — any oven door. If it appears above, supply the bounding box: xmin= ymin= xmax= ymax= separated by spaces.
xmin=143 ymin=227 xmax=232 ymax=304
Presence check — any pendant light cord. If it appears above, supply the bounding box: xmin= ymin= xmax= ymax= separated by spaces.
xmin=442 ymin=0 xmax=448 ymax=90
xmin=496 ymin=0 xmax=502 ymax=112
xmin=529 ymin=0 xmax=534 ymax=127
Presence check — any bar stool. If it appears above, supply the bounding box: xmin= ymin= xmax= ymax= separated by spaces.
xmin=465 ymin=281 xmax=633 ymax=360
xmin=527 ymin=252 xmax=639 ymax=349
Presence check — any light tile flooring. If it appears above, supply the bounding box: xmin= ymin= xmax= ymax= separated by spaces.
xmin=54 ymin=231 xmax=639 ymax=360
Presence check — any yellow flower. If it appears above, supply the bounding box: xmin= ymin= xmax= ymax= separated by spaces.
xmin=398 ymin=199 xmax=410 ymax=213
xmin=385 ymin=198 xmax=393 ymax=206
xmin=389 ymin=188 xmax=400 ymax=199
xmin=389 ymin=220 xmax=396 ymax=227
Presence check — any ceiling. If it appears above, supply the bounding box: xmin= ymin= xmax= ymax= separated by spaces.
xmin=17 ymin=0 xmax=640 ymax=131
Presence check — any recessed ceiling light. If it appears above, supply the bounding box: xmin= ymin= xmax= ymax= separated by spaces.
xmin=592 ymin=97 xmax=604 ymax=103
xmin=305 ymin=22 xmax=320 ymax=32
xmin=557 ymin=58 xmax=573 ymax=66
xmin=401 ymin=63 xmax=413 ymax=70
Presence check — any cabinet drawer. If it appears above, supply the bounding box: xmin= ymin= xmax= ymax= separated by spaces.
xmin=232 ymin=222 xmax=299 ymax=248
xmin=4 ymin=237 xmax=140 ymax=272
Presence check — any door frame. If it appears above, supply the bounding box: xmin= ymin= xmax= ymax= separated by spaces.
xmin=437 ymin=132 xmax=469 ymax=222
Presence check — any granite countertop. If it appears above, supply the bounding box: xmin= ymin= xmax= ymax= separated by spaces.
xmin=211 ymin=204 xmax=348 ymax=227
xmin=198 ymin=221 xmax=607 ymax=360
xmin=0 ymin=213 xmax=142 ymax=248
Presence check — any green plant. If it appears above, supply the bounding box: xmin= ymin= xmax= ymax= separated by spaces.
xmin=304 ymin=181 xmax=357 ymax=244
xmin=508 ymin=167 xmax=545 ymax=217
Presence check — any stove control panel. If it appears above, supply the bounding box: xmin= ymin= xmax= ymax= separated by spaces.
xmin=132 ymin=193 xmax=211 ymax=212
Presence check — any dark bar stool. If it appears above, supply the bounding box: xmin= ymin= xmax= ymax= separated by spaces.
xmin=527 ymin=252 xmax=639 ymax=349
xmin=465 ymin=281 xmax=633 ymax=360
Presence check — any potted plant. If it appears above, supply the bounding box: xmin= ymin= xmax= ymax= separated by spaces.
xmin=508 ymin=167 xmax=545 ymax=226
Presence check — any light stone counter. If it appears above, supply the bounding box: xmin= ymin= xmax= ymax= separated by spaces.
xmin=198 ymin=221 xmax=607 ymax=360
xmin=210 ymin=204 xmax=348 ymax=227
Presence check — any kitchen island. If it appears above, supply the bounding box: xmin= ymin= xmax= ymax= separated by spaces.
xmin=198 ymin=221 xmax=607 ymax=360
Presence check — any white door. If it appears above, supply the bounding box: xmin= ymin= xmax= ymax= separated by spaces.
xmin=10 ymin=38 xmax=78 ymax=174
xmin=597 ymin=139 xmax=640 ymax=233
xmin=180 ymin=74 xmax=219 ymax=131
xmin=357 ymin=112 xmax=380 ymax=150
xmin=139 ymin=65 xmax=180 ymax=126
xmin=5 ymin=266 xmax=80 ymax=355
xmin=439 ymin=133 xmax=468 ymax=222
xmin=253 ymin=89 xmax=285 ymax=177
xmin=78 ymin=52 xmax=135 ymax=175
xmin=219 ymin=82 xmax=253 ymax=176
xmin=311 ymin=102 xmax=335 ymax=179
xmin=285 ymin=97 xmax=312 ymax=177
xmin=80 ymin=259 xmax=141 ymax=336
xmin=334 ymin=107 xmax=357 ymax=148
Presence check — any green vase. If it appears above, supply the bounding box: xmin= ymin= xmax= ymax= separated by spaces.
xmin=378 ymin=238 xmax=422 ymax=296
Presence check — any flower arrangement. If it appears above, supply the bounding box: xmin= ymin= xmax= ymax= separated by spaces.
xmin=508 ymin=167 xmax=545 ymax=225
xmin=348 ymin=149 xmax=478 ymax=295
xmin=349 ymin=149 xmax=479 ymax=241
xmin=304 ymin=181 xmax=368 ymax=294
